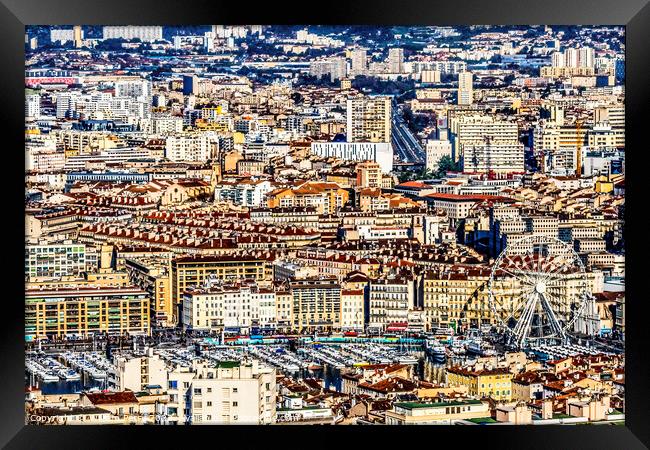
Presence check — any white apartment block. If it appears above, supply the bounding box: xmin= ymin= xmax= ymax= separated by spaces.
xmin=150 ymin=116 xmax=184 ymax=135
xmin=25 ymin=94 xmax=40 ymax=120
xmin=115 ymin=79 xmax=152 ymax=103
xmin=50 ymin=28 xmax=74 ymax=44
xmin=458 ymin=71 xmax=474 ymax=105
xmin=182 ymin=284 xmax=277 ymax=332
xmin=56 ymin=92 xmax=76 ymax=119
xmin=341 ymin=290 xmax=365 ymax=331
xmin=350 ymin=48 xmax=368 ymax=76
xmin=26 ymin=150 xmax=66 ymax=173
xmin=309 ymin=57 xmax=347 ymax=81
xmin=425 ymin=139 xmax=452 ymax=171
xmin=165 ymin=134 xmax=217 ymax=162
xmin=461 ymin=142 xmax=525 ymax=174
xmin=111 ymin=349 xmax=168 ymax=392
xmin=368 ymin=278 xmax=415 ymax=332
xmin=451 ymin=114 xmax=519 ymax=162
xmin=311 ymin=142 xmax=393 ymax=173
xmin=166 ymin=360 xmax=276 ymax=425
xmin=103 ymin=26 xmax=163 ymax=43
xmin=213 ymin=180 xmax=272 ymax=207
xmin=410 ymin=61 xmax=467 ymax=75
xmin=388 ymin=48 xmax=404 ymax=73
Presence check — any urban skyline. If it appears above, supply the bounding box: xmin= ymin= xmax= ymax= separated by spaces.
xmin=24 ymin=25 xmax=625 ymax=426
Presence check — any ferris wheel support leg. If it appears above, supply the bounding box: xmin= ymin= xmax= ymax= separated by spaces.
xmin=539 ymin=292 xmax=566 ymax=343
xmin=511 ymin=292 xmax=538 ymax=349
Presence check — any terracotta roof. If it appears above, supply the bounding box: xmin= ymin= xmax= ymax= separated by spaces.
xmin=84 ymin=391 xmax=138 ymax=405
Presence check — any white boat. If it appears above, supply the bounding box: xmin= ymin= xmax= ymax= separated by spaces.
xmin=425 ymin=339 xmax=447 ymax=361
xmin=59 ymin=369 xmax=81 ymax=381
xmin=466 ymin=339 xmax=496 ymax=357
xmin=41 ymin=371 xmax=60 ymax=383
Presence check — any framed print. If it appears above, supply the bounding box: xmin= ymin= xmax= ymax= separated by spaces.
xmin=1 ymin=0 xmax=649 ymax=448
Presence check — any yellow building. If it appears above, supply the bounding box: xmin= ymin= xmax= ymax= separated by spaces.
xmin=446 ymin=367 xmax=513 ymax=401
xmin=290 ymin=277 xmax=341 ymax=333
xmin=422 ymin=269 xmax=517 ymax=330
xmin=124 ymin=256 xmax=173 ymax=327
xmin=356 ymin=161 xmax=382 ymax=189
xmin=25 ymin=286 xmax=150 ymax=341
xmin=267 ymin=181 xmax=349 ymax=215
xmin=223 ymin=150 xmax=244 ymax=172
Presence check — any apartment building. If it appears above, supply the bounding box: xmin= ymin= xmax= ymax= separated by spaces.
xmin=124 ymin=256 xmax=173 ymax=327
xmin=311 ymin=142 xmax=393 ymax=173
xmin=182 ymin=282 xmax=276 ymax=333
xmin=368 ymin=276 xmax=416 ymax=333
xmin=25 ymin=285 xmax=150 ymax=341
xmin=166 ymin=360 xmax=276 ymax=425
xmin=25 ymin=243 xmax=86 ymax=280
xmin=111 ymin=348 xmax=168 ymax=392
xmin=290 ymin=277 xmax=341 ymax=333
xmin=171 ymin=255 xmax=270 ymax=321
xmin=340 ymin=289 xmax=365 ymax=331
xmin=346 ymin=97 xmax=391 ymax=143
xmin=386 ymin=400 xmax=490 ymax=425
xmin=446 ymin=366 xmax=514 ymax=401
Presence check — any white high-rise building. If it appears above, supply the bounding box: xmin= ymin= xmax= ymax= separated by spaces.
xmin=551 ymin=51 xmax=565 ymax=68
xmin=166 ymin=360 xmax=276 ymax=425
xmin=461 ymin=141 xmax=525 ymax=174
xmin=451 ymin=114 xmax=520 ymax=163
xmin=115 ymin=79 xmax=152 ymax=101
xmin=425 ymin=139 xmax=452 ymax=171
xmin=350 ymin=48 xmax=368 ymax=76
xmin=204 ymin=32 xmax=215 ymax=53
xmin=346 ymin=96 xmax=391 ymax=143
xmin=25 ymin=94 xmax=40 ymax=120
xmin=103 ymin=26 xmax=163 ymax=42
xmin=578 ymin=47 xmax=595 ymax=68
xmin=50 ymin=28 xmax=74 ymax=44
xmin=56 ymin=92 xmax=76 ymax=119
xmin=565 ymin=48 xmax=580 ymax=67
xmin=388 ymin=47 xmax=404 ymax=73
xmin=458 ymin=71 xmax=474 ymax=105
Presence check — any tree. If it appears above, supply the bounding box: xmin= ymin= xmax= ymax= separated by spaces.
xmin=435 ymin=155 xmax=460 ymax=178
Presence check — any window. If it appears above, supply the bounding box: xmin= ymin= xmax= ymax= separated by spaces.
xmin=207 ymin=401 xmax=212 ymax=407
xmin=233 ymin=388 xmax=238 ymax=393
xmin=233 ymin=402 xmax=238 ymax=407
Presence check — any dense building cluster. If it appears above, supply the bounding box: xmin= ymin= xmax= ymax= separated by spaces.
xmin=24 ymin=25 xmax=624 ymax=426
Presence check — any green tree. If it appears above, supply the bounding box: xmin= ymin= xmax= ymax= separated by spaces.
xmin=435 ymin=155 xmax=460 ymax=178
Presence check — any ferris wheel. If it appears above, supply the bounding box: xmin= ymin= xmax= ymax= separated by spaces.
xmin=488 ymin=234 xmax=590 ymax=349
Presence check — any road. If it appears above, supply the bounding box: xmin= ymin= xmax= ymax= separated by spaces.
xmin=391 ymin=105 xmax=425 ymax=164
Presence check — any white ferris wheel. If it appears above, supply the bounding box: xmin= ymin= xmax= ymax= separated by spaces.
xmin=488 ymin=234 xmax=590 ymax=349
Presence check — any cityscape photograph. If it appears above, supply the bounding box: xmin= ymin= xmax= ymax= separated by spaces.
xmin=24 ymin=24 xmax=625 ymax=426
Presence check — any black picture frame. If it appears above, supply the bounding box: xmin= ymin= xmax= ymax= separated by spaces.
xmin=3 ymin=0 xmax=649 ymax=448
